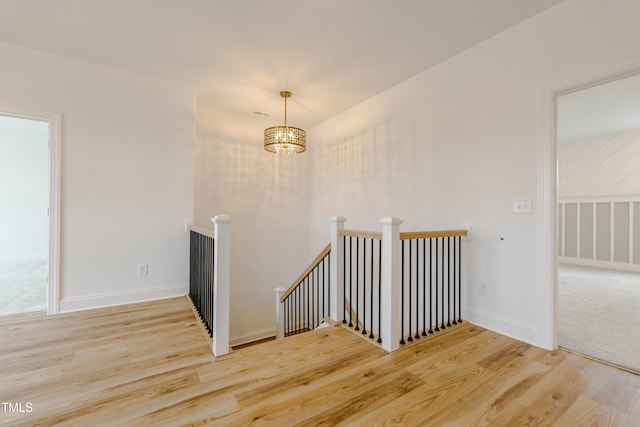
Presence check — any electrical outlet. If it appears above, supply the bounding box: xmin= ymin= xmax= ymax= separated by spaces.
xmin=138 ymin=264 xmax=148 ymax=277
xmin=479 ymin=281 xmax=488 ymax=297
xmin=513 ymin=198 xmax=532 ymax=214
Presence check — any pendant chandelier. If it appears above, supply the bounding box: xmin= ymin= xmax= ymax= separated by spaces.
xmin=264 ymin=91 xmax=306 ymax=154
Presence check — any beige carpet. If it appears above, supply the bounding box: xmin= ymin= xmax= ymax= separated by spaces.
xmin=558 ymin=263 xmax=640 ymax=373
xmin=0 ymin=258 xmax=47 ymax=316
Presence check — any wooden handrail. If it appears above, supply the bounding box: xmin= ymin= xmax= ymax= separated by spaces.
xmin=279 ymin=229 xmax=466 ymax=303
xmin=340 ymin=229 xmax=383 ymax=240
xmin=400 ymin=229 xmax=468 ymax=240
xmin=280 ymin=243 xmax=331 ymax=302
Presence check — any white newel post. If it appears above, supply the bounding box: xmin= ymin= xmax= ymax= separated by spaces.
xmin=380 ymin=217 xmax=403 ymax=352
xmin=275 ymin=287 xmax=286 ymax=339
xmin=329 ymin=216 xmax=346 ymax=324
xmin=212 ymin=215 xmax=232 ymax=357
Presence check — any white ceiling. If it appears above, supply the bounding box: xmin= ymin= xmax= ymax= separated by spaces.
xmin=558 ymin=73 xmax=640 ymax=143
xmin=0 ymin=0 xmax=565 ymax=128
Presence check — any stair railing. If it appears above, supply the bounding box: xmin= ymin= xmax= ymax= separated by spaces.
xmin=188 ymin=215 xmax=232 ymax=357
xmin=275 ymin=244 xmax=331 ymax=338
xmin=275 ymin=216 xmax=470 ymax=353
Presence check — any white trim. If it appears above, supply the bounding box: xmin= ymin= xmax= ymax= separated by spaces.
xmin=230 ymin=327 xmax=276 ymax=347
xmin=558 ymin=257 xmax=640 ymax=273
xmin=560 ymin=195 xmax=640 ymax=203
xmin=610 ymin=202 xmax=615 ymax=262
xmin=630 ymin=202 xmax=634 ymax=265
xmin=593 ymin=202 xmax=597 ymax=261
xmin=537 ymin=86 xmax=557 ymax=350
xmin=0 ymin=107 xmax=61 ymax=315
xmin=188 ymin=224 xmax=215 ymax=239
xmin=465 ymin=307 xmax=539 ymax=347
xmin=48 ymin=114 xmax=61 ymax=315
xmin=576 ymin=202 xmax=581 ymax=259
xmin=541 ymin=59 xmax=640 ymax=351
xmin=59 ymin=284 xmax=187 ymax=313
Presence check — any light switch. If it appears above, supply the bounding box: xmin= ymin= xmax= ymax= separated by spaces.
xmin=513 ymin=198 xmax=532 ymax=214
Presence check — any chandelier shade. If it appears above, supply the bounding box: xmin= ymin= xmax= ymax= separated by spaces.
xmin=264 ymin=91 xmax=306 ymax=154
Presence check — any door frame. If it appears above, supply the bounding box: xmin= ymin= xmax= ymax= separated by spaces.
xmin=538 ymin=58 xmax=640 ymax=350
xmin=0 ymin=107 xmax=61 ymax=314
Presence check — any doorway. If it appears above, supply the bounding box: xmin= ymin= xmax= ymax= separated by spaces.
xmin=556 ymin=73 xmax=640 ymax=373
xmin=0 ymin=113 xmax=53 ymax=316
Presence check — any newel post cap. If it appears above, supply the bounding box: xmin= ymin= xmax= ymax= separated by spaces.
xmin=329 ymin=216 xmax=347 ymax=224
xmin=213 ymin=215 xmax=232 ymax=224
xmin=379 ymin=217 xmax=404 ymax=226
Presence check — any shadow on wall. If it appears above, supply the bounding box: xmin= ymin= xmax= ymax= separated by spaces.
xmin=310 ymin=113 xmax=431 ymax=230
xmin=195 ymin=108 xmax=308 ymax=226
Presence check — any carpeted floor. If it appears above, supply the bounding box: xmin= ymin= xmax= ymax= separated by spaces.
xmin=0 ymin=258 xmax=47 ymax=316
xmin=559 ymin=263 xmax=640 ymax=374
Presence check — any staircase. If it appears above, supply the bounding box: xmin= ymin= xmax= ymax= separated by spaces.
xmin=276 ymin=216 xmax=470 ymax=352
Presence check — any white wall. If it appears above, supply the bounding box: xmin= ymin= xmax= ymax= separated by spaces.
xmin=307 ymin=0 xmax=640 ymax=349
xmin=0 ymin=115 xmax=48 ymax=260
xmin=0 ymin=42 xmax=194 ymax=311
xmin=194 ymin=106 xmax=309 ymax=344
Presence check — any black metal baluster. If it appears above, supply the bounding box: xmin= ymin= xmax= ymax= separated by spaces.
xmin=289 ymin=293 xmax=292 ymax=335
xmin=349 ymin=236 xmax=353 ymax=328
xmin=434 ymin=238 xmax=440 ymax=332
xmin=441 ymin=237 xmax=446 ymax=330
xmin=362 ymin=238 xmax=367 ymax=335
xmin=452 ymin=236 xmax=458 ymax=325
xmin=428 ymin=238 xmax=433 ymax=334
xmin=369 ymin=239 xmax=375 ymax=339
xmin=400 ymin=240 xmax=406 ymax=345
xmin=204 ymin=235 xmax=208 ymax=334
xmin=355 ymin=237 xmax=360 ymax=331
xmin=206 ymin=235 xmax=210 ymax=335
xmin=309 ymin=273 xmax=313 ymax=331
xmin=296 ymin=284 xmax=302 ymax=334
xmin=318 ymin=262 xmax=321 ymax=325
xmin=209 ymin=235 xmax=213 ymax=335
xmin=318 ymin=258 xmax=327 ymax=319
xmin=284 ymin=294 xmax=288 ymax=337
xmin=457 ymin=235 xmax=462 ymax=323
xmin=422 ymin=239 xmax=427 ymax=336
xmin=211 ymin=238 xmax=216 ymax=338
xmin=285 ymin=294 xmax=288 ymax=337
xmin=206 ymin=235 xmax=210 ymax=333
xmin=289 ymin=293 xmax=293 ymax=336
xmin=414 ymin=239 xmax=420 ymax=340
xmin=198 ymin=234 xmax=203 ymax=330
xmin=328 ymin=253 xmax=331 ymax=319
xmin=343 ymin=236 xmax=347 ymax=324
xmin=289 ymin=294 xmax=292 ymax=336
xmin=407 ymin=239 xmax=413 ymax=342
xmin=447 ymin=236 xmax=452 ymax=327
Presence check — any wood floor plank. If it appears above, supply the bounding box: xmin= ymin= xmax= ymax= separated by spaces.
xmin=1 ymin=297 xmax=639 ymax=426
xmin=555 ymin=395 xmax=629 ymax=427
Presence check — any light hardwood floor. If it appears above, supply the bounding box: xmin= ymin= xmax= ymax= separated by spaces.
xmin=0 ymin=297 xmax=639 ymax=426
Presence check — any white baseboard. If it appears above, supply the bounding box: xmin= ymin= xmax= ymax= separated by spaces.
xmin=59 ymin=284 xmax=187 ymax=313
xmin=465 ymin=306 xmax=546 ymax=349
xmin=230 ymin=327 xmax=276 ymax=347
xmin=559 ymin=256 xmax=640 ymax=273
